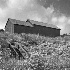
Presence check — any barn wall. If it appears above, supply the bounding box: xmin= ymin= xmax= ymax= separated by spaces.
xmin=55 ymin=29 xmax=60 ymax=36
xmin=33 ymin=24 xmax=60 ymax=37
xmin=14 ymin=24 xmax=33 ymax=34
xmin=5 ymin=20 xmax=14 ymax=33
xmin=14 ymin=24 xmax=60 ymax=37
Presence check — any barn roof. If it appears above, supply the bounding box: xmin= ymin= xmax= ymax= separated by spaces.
xmin=26 ymin=19 xmax=60 ymax=29
xmin=8 ymin=18 xmax=60 ymax=29
xmin=8 ymin=18 xmax=33 ymax=27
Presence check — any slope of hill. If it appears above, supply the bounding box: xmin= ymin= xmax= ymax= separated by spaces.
xmin=0 ymin=32 xmax=70 ymax=70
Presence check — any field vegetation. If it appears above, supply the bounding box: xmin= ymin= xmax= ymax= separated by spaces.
xmin=0 ymin=32 xmax=70 ymax=70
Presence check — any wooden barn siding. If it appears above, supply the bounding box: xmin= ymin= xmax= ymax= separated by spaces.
xmin=14 ymin=24 xmax=60 ymax=37
xmin=5 ymin=20 xmax=14 ymax=33
xmin=14 ymin=24 xmax=33 ymax=34
xmin=33 ymin=25 xmax=60 ymax=37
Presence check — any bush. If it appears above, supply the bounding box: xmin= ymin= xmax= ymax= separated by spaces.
xmin=0 ymin=32 xmax=70 ymax=70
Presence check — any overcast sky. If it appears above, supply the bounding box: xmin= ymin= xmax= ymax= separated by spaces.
xmin=0 ymin=0 xmax=70 ymax=35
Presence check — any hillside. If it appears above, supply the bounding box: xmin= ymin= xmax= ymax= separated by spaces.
xmin=0 ymin=32 xmax=70 ymax=70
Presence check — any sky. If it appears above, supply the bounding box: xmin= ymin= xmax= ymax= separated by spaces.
xmin=0 ymin=0 xmax=70 ymax=35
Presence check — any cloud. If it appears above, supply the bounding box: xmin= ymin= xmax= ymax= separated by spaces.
xmin=51 ymin=15 xmax=70 ymax=34
xmin=8 ymin=0 xmax=29 ymax=9
xmin=52 ymin=17 xmax=58 ymax=23
xmin=58 ymin=16 xmax=67 ymax=23
xmin=0 ymin=0 xmax=9 ymax=8
xmin=0 ymin=0 xmax=54 ymax=28
xmin=0 ymin=0 xmax=70 ymax=35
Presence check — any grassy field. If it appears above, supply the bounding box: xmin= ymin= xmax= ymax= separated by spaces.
xmin=0 ymin=32 xmax=70 ymax=70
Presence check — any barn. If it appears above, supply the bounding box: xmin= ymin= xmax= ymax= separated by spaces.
xmin=5 ymin=18 xmax=61 ymax=37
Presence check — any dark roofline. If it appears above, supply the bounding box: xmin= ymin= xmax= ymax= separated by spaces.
xmin=7 ymin=18 xmax=61 ymax=30
xmin=8 ymin=18 xmax=33 ymax=27
xmin=26 ymin=19 xmax=61 ymax=30
xmin=26 ymin=19 xmax=33 ymax=26
xmin=8 ymin=18 xmax=24 ymax=22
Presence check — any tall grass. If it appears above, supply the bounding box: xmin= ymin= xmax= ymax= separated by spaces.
xmin=0 ymin=32 xmax=70 ymax=70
